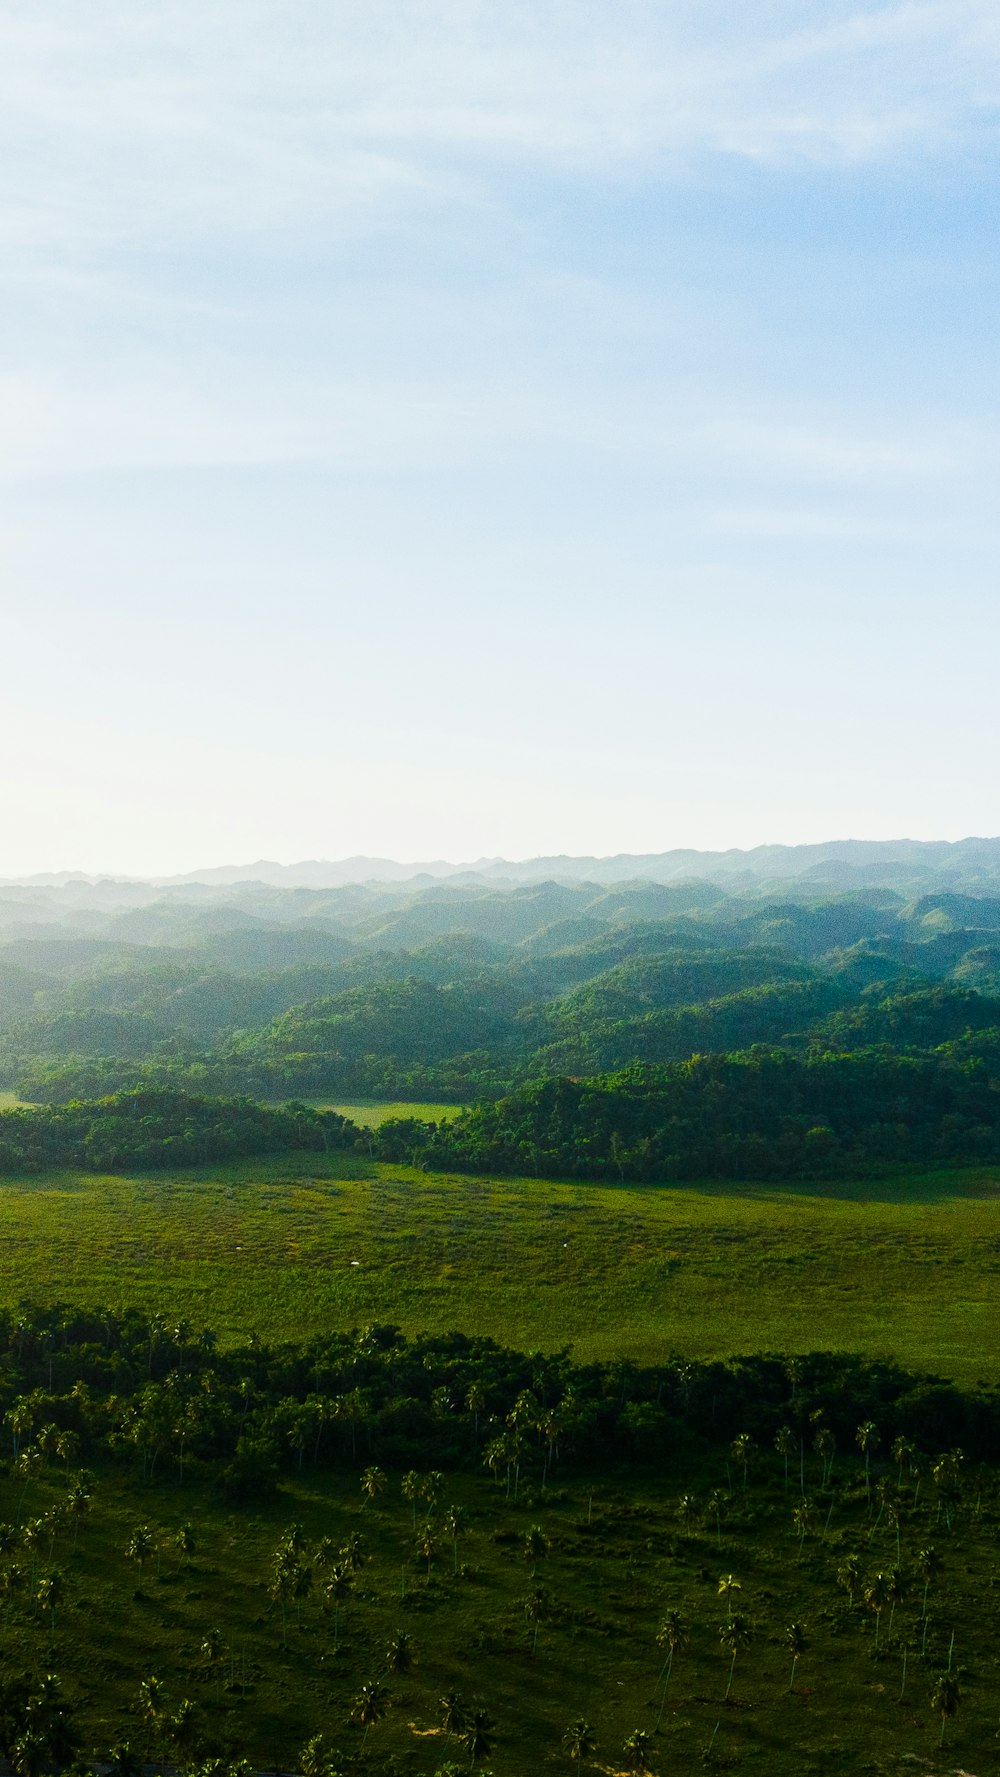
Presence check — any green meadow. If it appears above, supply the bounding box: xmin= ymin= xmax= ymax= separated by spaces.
xmin=0 ymin=1156 xmax=997 ymax=1382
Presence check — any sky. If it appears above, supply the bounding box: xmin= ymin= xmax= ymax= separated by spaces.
xmin=1 ymin=1 xmax=999 ymax=875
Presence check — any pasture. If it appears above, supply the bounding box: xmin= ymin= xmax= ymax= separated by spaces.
xmin=0 ymin=1156 xmax=997 ymax=1382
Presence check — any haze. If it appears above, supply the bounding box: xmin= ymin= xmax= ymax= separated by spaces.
xmin=2 ymin=3 xmax=999 ymax=876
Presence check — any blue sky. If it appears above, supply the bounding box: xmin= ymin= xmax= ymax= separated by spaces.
xmin=1 ymin=2 xmax=998 ymax=873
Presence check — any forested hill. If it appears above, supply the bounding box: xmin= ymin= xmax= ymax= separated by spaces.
xmin=0 ymin=1090 xmax=356 ymax=1175
xmin=7 ymin=878 xmax=1000 ymax=1181
xmin=389 ymin=1047 xmax=1000 ymax=1181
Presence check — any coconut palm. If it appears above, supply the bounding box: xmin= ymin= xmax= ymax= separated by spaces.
xmin=792 ymin=1499 xmax=816 ymax=1554
xmin=360 ymin=1465 xmax=387 ymax=1507
xmin=137 ymin=1676 xmax=166 ymax=1760
xmin=717 ymin=1573 xmax=742 ymax=1620
xmin=125 ymin=1525 xmax=154 ymax=1576
xmin=885 ymin=1567 xmax=905 ymax=1641
xmin=352 ymin=1679 xmax=389 ymax=1750
xmin=323 ymin=1563 xmax=352 ymax=1648
xmin=774 ymin=1425 xmax=795 ymax=1493
xmin=731 ymin=1434 xmax=754 ymax=1493
xmin=856 ymin=1422 xmax=879 ymax=1502
xmin=707 ymin=1489 xmax=725 ymax=1548
xmin=720 ymin=1614 xmax=751 ymax=1701
xmin=523 ymin=1524 xmax=548 ymax=1572
xmin=443 ymin=1505 xmax=465 ymax=1574
xmin=785 ymin=1621 xmax=807 ymax=1693
xmin=461 ymin=1707 xmax=495 ymax=1769
xmin=168 ymin=1699 xmax=200 ymax=1767
xmin=439 ymin=1690 xmax=468 ymax=1740
xmin=864 ymin=1572 xmax=890 ymax=1649
xmin=562 ymin=1718 xmax=596 ymax=1772
xmin=915 ymin=1546 xmax=941 ymax=1624
xmin=836 ymin=1553 xmax=860 ymax=1609
xmin=523 ymin=1585 xmax=550 ymax=1657
xmin=385 ymin=1630 xmax=413 ymax=1674
xmin=35 ymin=1570 xmax=62 ymax=1652
xmin=298 ymin=1734 xmax=335 ymax=1777
xmin=655 ymin=1609 xmax=687 ymax=1727
xmin=417 ymin=1526 xmax=437 ymax=1579
xmin=930 ymin=1672 xmax=960 ymax=1746
xmin=622 ymin=1727 xmax=656 ymax=1772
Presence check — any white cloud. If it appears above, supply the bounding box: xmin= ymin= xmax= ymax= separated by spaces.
xmin=0 ymin=2 xmax=997 ymax=263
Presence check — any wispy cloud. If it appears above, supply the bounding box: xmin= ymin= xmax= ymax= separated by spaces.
xmin=0 ymin=2 xmax=997 ymax=261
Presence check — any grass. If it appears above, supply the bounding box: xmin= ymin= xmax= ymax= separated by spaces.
xmin=3 ymin=1440 xmax=996 ymax=1772
xmin=312 ymin=1101 xmax=465 ymax=1127
xmin=0 ymin=1156 xmax=998 ymax=1382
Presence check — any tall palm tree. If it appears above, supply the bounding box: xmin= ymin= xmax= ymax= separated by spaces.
xmin=719 ymin=1614 xmax=751 ymax=1701
xmin=444 ymin=1505 xmax=465 ymax=1575
xmin=655 ymin=1609 xmax=687 ymax=1727
xmin=523 ymin=1585 xmax=550 ymax=1657
xmin=731 ymin=1434 xmax=754 ymax=1493
xmin=836 ymin=1553 xmax=860 ymax=1609
xmin=915 ymin=1546 xmax=941 ymax=1625
xmin=774 ymin=1425 xmax=794 ymax=1494
xmin=562 ymin=1718 xmax=596 ymax=1772
xmin=401 ymin=1471 xmax=421 ymax=1528
xmin=785 ymin=1622 xmax=807 ymax=1693
xmin=856 ymin=1422 xmax=879 ymax=1503
xmin=885 ymin=1567 xmax=905 ymax=1641
xmin=864 ymin=1572 xmax=890 ymax=1649
xmin=717 ymin=1574 xmax=742 ymax=1620
xmin=930 ymin=1672 xmax=960 ymax=1746
xmin=323 ymin=1564 xmax=352 ymax=1648
xmin=298 ymin=1734 xmax=334 ymax=1777
xmin=137 ymin=1676 xmax=166 ymax=1761
xmin=125 ymin=1525 xmax=153 ymax=1576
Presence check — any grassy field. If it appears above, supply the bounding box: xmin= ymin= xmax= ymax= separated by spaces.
xmin=316 ymin=1101 xmax=465 ymax=1127
xmin=0 ymin=1156 xmax=997 ymax=1382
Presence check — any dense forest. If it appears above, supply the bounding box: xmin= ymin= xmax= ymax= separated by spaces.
xmin=6 ymin=877 xmax=1000 ymax=1180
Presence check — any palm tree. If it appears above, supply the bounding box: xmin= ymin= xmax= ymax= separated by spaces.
xmin=523 ymin=1524 xmax=548 ymax=1572
xmin=885 ymin=1567 xmax=905 ymax=1641
xmin=717 ymin=1573 xmax=742 ymax=1620
xmin=792 ymin=1499 xmax=816 ymax=1555
xmin=137 ymin=1676 xmax=166 ymax=1760
xmin=915 ymin=1546 xmax=940 ymax=1625
xmin=385 ymin=1630 xmax=412 ymax=1674
xmin=655 ymin=1609 xmax=687 ymax=1727
xmin=402 ymin=1470 xmax=422 ymax=1528
xmin=731 ymin=1433 xmax=754 ymax=1492
xmin=417 ymin=1526 xmax=437 ymax=1579
xmin=352 ymin=1679 xmax=389 ymax=1750
xmin=461 ymin=1707 xmax=495 ymax=1769
xmin=35 ymin=1570 xmax=63 ymax=1652
xmin=465 ymin=1380 xmax=487 ymax=1443
xmin=622 ymin=1727 xmax=655 ymax=1772
xmin=707 ymin=1489 xmax=725 ymax=1548
xmin=930 ymin=1672 xmax=960 ymax=1746
xmin=439 ymin=1690 xmax=468 ymax=1741
xmin=719 ymin=1614 xmax=751 ymax=1701
xmin=856 ymin=1421 xmax=879 ymax=1503
xmin=785 ymin=1621 xmax=807 ymax=1693
xmin=864 ymin=1572 xmax=890 ymax=1649
xmin=813 ymin=1426 xmax=836 ymax=1487
xmin=562 ymin=1718 xmax=596 ymax=1772
xmin=323 ymin=1564 xmax=352 ymax=1648
xmin=298 ymin=1734 xmax=335 ymax=1777
xmin=444 ymin=1505 xmax=465 ymax=1575
xmin=125 ymin=1525 xmax=153 ymax=1577
xmin=523 ymin=1584 xmax=550 ymax=1656
xmin=106 ymin=1743 xmax=141 ymax=1777
xmin=360 ymin=1465 xmax=387 ymax=1507
xmin=836 ymin=1553 xmax=860 ymax=1609
xmin=168 ymin=1699 xmax=200 ymax=1767
xmin=774 ymin=1425 xmax=794 ymax=1493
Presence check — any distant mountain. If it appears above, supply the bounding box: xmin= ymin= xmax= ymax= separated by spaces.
xmin=4 ymin=837 xmax=1000 ymax=896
